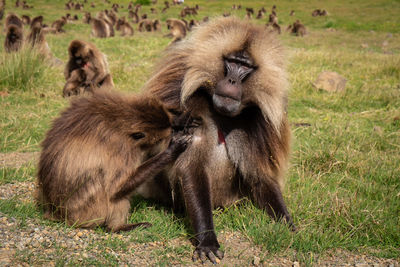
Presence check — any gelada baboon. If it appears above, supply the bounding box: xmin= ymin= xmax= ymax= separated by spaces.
xmin=4 ymin=25 xmax=23 ymax=52
xmin=141 ymin=17 xmax=295 ymax=263
xmin=64 ymin=40 xmax=114 ymax=97
xmin=4 ymin=13 xmax=24 ymax=53
xmin=36 ymin=90 xmax=195 ymax=232
xmin=164 ymin=18 xmax=186 ymax=43
xmin=90 ymin=18 xmax=112 ymax=38
xmin=289 ymin=20 xmax=306 ymax=36
xmin=27 ymin=25 xmax=52 ymax=56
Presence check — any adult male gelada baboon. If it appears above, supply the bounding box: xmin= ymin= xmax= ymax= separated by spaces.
xmin=140 ymin=17 xmax=295 ymax=263
xmin=36 ymin=90 xmax=196 ymax=232
xmin=63 ymin=39 xmax=114 ymax=97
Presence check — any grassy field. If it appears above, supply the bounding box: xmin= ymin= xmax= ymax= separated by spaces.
xmin=0 ymin=0 xmax=399 ymax=266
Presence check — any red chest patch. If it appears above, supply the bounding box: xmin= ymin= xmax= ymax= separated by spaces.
xmin=218 ymin=129 xmax=226 ymax=145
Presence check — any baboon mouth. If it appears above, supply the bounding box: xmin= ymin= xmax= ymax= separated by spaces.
xmin=212 ymin=94 xmax=241 ymax=117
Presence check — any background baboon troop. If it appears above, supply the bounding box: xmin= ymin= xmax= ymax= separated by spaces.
xmin=0 ymin=0 xmax=333 ymax=264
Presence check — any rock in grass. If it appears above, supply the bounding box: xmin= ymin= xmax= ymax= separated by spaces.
xmin=313 ymin=71 xmax=347 ymax=92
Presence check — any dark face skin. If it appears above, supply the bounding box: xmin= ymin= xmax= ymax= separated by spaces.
xmin=212 ymin=52 xmax=255 ymax=117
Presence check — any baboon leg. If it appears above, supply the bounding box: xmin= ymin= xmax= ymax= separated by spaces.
xmin=180 ymin=170 xmax=224 ymax=264
xmin=249 ymin=179 xmax=296 ymax=231
xmin=109 ymin=222 xmax=152 ymax=233
xmin=106 ymin=198 xmax=151 ymax=232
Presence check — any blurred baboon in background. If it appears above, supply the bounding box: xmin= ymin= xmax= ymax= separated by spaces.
xmin=289 ymin=20 xmax=306 ymax=36
xmin=91 ymin=17 xmax=113 ymax=38
xmin=153 ymin=19 xmax=161 ymax=31
xmin=116 ymin=17 xmax=133 ymax=36
xmin=5 ymin=12 xmax=24 ymax=29
xmin=4 ymin=24 xmax=23 ymax=52
xmin=63 ymin=40 xmax=114 ymax=97
xmin=30 ymin=15 xmax=43 ymax=28
xmin=22 ymin=15 xmax=31 ymax=25
xmin=51 ymin=17 xmax=67 ymax=33
xmin=165 ymin=18 xmax=186 ymax=43
xmin=83 ymin=12 xmax=91 ymax=24
xmin=138 ymin=19 xmax=153 ymax=32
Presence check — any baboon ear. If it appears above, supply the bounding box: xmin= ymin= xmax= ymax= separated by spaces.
xmin=130 ymin=132 xmax=145 ymax=140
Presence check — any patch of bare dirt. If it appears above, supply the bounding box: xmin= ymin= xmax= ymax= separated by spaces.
xmin=0 ymin=181 xmax=398 ymax=266
xmin=0 ymin=152 xmax=40 ymax=168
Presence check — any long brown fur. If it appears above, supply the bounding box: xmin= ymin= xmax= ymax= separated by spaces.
xmin=36 ymin=89 xmax=192 ymax=232
xmin=140 ymin=17 xmax=294 ymax=263
xmin=64 ymin=39 xmax=114 ymax=97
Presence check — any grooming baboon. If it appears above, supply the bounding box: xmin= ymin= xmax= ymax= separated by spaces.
xmin=164 ymin=18 xmax=186 ymax=43
xmin=37 ymin=90 xmax=196 ymax=232
xmin=289 ymin=20 xmax=306 ymax=36
xmin=22 ymin=14 xmax=31 ymax=25
xmin=64 ymin=40 xmax=114 ymax=97
xmin=141 ymin=17 xmax=295 ymax=263
xmin=4 ymin=24 xmax=23 ymax=52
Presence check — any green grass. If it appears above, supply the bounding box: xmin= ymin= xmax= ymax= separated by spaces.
xmin=0 ymin=0 xmax=399 ymax=265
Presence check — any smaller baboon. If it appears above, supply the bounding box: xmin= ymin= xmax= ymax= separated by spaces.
xmin=161 ymin=6 xmax=168 ymax=13
xmin=290 ymin=10 xmax=295 ymax=16
xmin=164 ymin=1 xmax=169 ymax=9
xmin=312 ymin=9 xmax=327 ymax=17
xmin=232 ymin=4 xmax=237 ymax=10
xmin=150 ymin=7 xmax=157 ymax=14
xmin=90 ymin=2 xmax=95 ymax=8
xmin=5 ymin=13 xmax=24 ymax=29
xmin=64 ymin=40 xmax=114 ymax=97
xmin=15 ymin=0 xmax=20 ymax=7
xmin=63 ymin=69 xmax=88 ymax=97
xmin=128 ymin=10 xmax=139 ymax=23
xmin=165 ymin=18 xmax=186 ymax=43
xmin=4 ymin=24 xmax=23 ymax=52
xmin=289 ymin=20 xmax=306 ymax=36
xmin=188 ymin=19 xmax=198 ymax=31
xmin=116 ymin=17 xmax=134 ymax=36
xmin=91 ymin=18 xmax=113 ymax=38
xmin=37 ymin=90 xmax=196 ymax=232
xmin=22 ymin=15 xmax=31 ymax=25
xmin=30 ymin=15 xmax=43 ymax=29
xmin=141 ymin=13 xmax=147 ymax=19
xmin=256 ymin=9 xmax=265 ymax=19
xmin=152 ymin=19 xmax=161 ymax=31
xmin=138 ymin=19 xmax=153 ymax=32
xmin=83 ymin=12 xmax=91 ymax=24
xmin=246 ymin=7 xmax=254 ymax=14
xmin=51 ymin=17 xmax=67 ymax=33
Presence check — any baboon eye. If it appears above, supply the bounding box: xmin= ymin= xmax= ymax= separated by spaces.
xmin=130 ymin=132 xmax=145 ymax=140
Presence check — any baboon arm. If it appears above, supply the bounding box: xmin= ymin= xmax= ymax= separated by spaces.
xmin=111 ymin=150 xmax=177 ymax=201
xmin=180 ymin=168 xmax=224 ymax=263
xmin=248 ymin=178 xmax=296 ymax=231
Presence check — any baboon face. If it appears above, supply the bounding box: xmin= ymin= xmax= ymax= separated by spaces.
xmin=212 ymin=51 xmax=256 ymax=117
xmin=70 ymin=44 xmax=92 ymax=68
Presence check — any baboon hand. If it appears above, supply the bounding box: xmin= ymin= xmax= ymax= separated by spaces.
xmin=171 ymin=111 xmax=202 ymax=134
xmin=192 ymin=245 xmax=224 ymax=264
xmin=167 ymin=131 xmax=192 ymax=157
